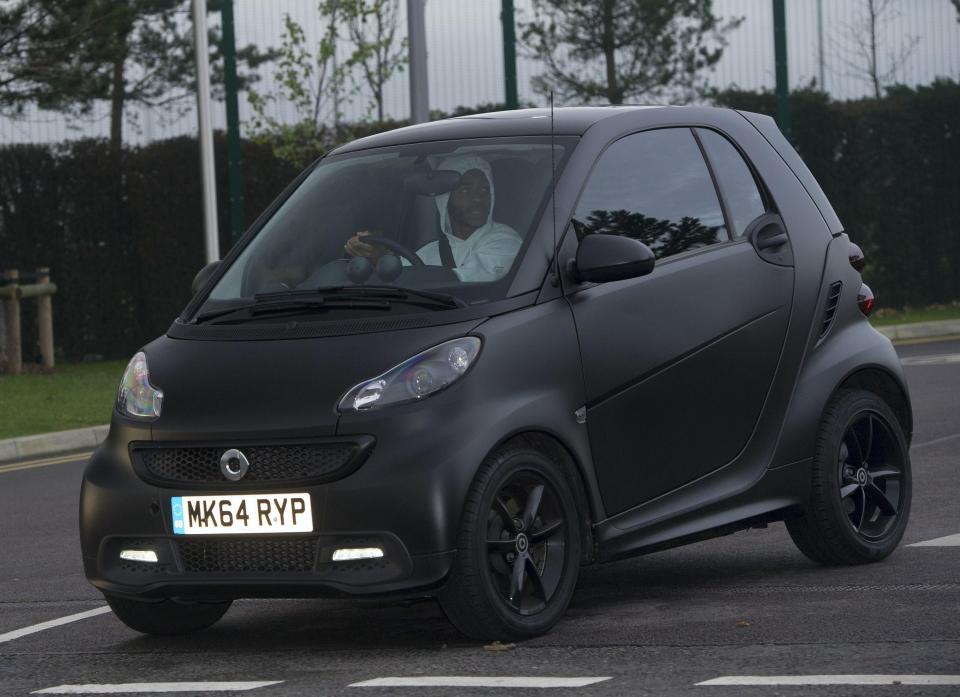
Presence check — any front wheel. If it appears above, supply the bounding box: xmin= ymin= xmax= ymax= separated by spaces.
xmin=439 ymin=440 xmax=582 ymax=640
xmin=105 ymin=594 xmax=232 ymax=635
xmin=787 ymin=389 xmax=911 ymax=565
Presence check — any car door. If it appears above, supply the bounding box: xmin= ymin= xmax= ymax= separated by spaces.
xmin=565 ymin=127 xmax=795 ymax=516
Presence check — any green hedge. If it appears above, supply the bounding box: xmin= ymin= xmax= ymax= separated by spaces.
xmin=0 ymin=136 xmax=297 ymax=361
xmin=714 ymin=80 xmax=960 ymax=309
xmin=0 ymin=85 xmax=958 ymax=361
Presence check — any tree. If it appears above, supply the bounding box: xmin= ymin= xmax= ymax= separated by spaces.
xmin=246 ymin=0 xmax=408 ymax=166
xmin=341 ymin=0 xmax=407 ymax=122
xmin=4 ymin=0 xmax=271 ymax=156
xmin=521 ymin=0 xmax=741 ymax=105
xmin=0 ymin=1 xmax=91 ymax=115
xmin=246 ymin=8 xmax=347 ymax=167
xmin=837 ymin=0 xmax=919 ymax=99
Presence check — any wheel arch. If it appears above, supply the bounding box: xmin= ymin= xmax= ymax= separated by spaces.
xmin=771 ymin=319 xmax=910 ymax=469
xmin=836 ymin=366 xmax=913 ymax=444
xmin=485 ymin=429 xmax=597 ymax=565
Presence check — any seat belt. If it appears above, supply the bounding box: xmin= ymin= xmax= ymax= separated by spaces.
xmin=438 ymin=231 xmax=456 ymax=268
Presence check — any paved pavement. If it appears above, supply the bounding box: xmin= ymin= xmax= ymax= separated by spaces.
xmin=1 ymin=339 xmax=958 ymax=696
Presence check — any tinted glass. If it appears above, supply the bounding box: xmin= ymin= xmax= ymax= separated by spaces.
xmin=573 ymin=128 xmax=727 ymax=259
xmin=696 ymin=129 xmax=766 ymax=237
xmin=200 ymin=137 xmax=567 ymax=318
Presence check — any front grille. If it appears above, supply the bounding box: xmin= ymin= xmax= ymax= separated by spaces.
xmin=177 ymin=538 xmax=317 ymax=573
xmin=133 ymin=441 xmax=366 ymax=485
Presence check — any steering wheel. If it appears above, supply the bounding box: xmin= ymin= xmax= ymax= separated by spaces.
xmin=361 ymin=235 xmax=424 ymax=267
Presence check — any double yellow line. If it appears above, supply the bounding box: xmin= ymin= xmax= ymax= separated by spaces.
xmin=0 ymin=451 xmax=94 ymax=475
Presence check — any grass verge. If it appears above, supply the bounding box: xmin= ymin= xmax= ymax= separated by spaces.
xmin=0 ymin=360 xmax=125 ymax=440
xmin=870 ymin=303 xmax=960 ymax=327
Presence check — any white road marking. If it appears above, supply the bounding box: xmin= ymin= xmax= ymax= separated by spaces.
xmin=32 ymin=684 xmax=282 ymax=694
xmin=912 ymin=432 xmax=960 ymax=450
xmin=350 ymin=677 xmax=611 ymax=688
xmin=0 ymin=606 xmax=111 ymax=645
xmin=909 ymin=533 xmax=960 ymax=547
xmin=900 ymin=353 xmax=960 ymax=366
xmin=697 ymin=675 xmax=960 ymax=686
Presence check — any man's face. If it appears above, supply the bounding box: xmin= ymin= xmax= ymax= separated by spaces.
xmin=448 ymin=168 xmax=492 ymax=232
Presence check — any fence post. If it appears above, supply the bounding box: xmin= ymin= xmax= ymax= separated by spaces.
xmin=407 ymin=0 xmax=430 ymax=124
xmin=36 ymin=267 xmax=55 ymax=369
xmin=0 ymin=288 xmax=6 ymax=369
xmin=221 ymin=0 xmax=246 ymax=244
xmin=772 ymin=0 xmax=792 ymax=140
xmin=501 ymin=0 xmax=519 ymax=110
xmin=2 ymin=269 xmax=22 ymax=374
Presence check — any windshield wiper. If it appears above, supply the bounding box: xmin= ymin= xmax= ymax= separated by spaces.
xmin=256 ymin=285 xmax=468 ymax=310
xmin=192 ymin=285 xmax=465 ymax=325
xmin=193 ymin=296 xmax=388 ymax=325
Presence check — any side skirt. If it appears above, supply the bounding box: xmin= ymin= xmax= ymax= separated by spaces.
xmin=593 ymin=458 xmax=810 ymax=563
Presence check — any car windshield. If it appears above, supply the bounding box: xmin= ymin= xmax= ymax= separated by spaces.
xmin=198 ymin=137 xmax=569 ymax=319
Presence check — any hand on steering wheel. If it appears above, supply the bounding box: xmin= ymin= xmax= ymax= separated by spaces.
xmin=344 ymin=231 xmax=424 ymax=266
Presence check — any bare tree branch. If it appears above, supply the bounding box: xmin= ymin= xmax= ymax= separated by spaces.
xmin=834 ymin=0 xmax=920 ymax=98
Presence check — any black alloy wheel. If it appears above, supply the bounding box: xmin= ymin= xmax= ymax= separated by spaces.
xmin=440 ymin=438 xmax=582 ymax=640
xmin=837 ymin=410 xmax=904 ymax=540
xmin=485 ymin=472 xmax=566 ymax=616
xmin=787 ymin=389 xmax=911 ymax=565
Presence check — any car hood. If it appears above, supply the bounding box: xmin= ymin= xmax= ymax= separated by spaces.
xmin=142 ymin=318 xmax=482 ymax=441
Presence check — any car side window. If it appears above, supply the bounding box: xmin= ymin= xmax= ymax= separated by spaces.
xmin=573 ymin=128 xmax=728 ymax=260
xmin=695 ymin=129 xmax=767 ymax=238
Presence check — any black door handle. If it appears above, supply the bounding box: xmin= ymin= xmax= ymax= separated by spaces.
xmin=756 ymin=228 xmax=789 ymax=250
xmin=745 ymin=214 xmax=793 ymax=266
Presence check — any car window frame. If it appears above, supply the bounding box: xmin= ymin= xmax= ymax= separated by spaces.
xmin=189 ymin=135 xmax=578 ymax=321
xmin=693 ymin=127 xmax=776 ymax=239
xmin=563 ymin=126 xmax=739 ymax=273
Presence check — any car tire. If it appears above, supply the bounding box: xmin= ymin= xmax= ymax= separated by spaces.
xmin=439 ymin=437 xmax=582 ymax=640
xmin=787 ymin=389 xmax=911 ymax=565
xmin=105 ymin=594 xmax=232 ymax=635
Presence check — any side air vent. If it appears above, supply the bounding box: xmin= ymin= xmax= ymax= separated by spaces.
xmin=819 ymin=281 xmax=843 ymax=339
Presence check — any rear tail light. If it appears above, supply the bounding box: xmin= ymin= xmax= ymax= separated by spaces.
xmin=857 ymin=283 xmax=875 ymax=316
xmin=848 ymin=242 xmax=865 ymax=271
xmin=849 ymin=241 xmax=873 ymax=316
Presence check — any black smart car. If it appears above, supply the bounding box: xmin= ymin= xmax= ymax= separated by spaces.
xmin=81 ymin=106 xmax=912 ymax=640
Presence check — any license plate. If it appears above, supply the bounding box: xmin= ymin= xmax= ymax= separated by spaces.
xmin=171 ymin=493 xmax=313 ymax=535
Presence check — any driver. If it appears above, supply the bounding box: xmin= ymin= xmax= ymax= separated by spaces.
xmin=344 ymin=154 xmax=522 ymax=282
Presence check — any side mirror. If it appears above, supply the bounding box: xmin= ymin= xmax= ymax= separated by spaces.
xmin=570 ymin=234 xmax=655 ymax=284
xmin=192 ymin=261 xmax=220 ymax=295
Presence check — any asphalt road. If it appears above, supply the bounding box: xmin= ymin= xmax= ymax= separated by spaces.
xmin=2 ymin=338 xmax=959 ymax=696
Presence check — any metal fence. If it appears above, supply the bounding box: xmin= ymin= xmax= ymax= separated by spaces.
xmin=1 ymin=0 xmax=958 ymax=145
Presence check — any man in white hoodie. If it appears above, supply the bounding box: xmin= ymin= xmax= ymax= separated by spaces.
xmin=344 ymin=154 xmax=522 ymax=282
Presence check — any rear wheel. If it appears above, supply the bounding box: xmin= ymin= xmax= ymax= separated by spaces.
xmin=105 ymin=594 xmax=231 ymax=635
xmin=787 ymin=389 xmax=911 ymax=565
xmin=439 ymin=440 xmax=582 ymax=640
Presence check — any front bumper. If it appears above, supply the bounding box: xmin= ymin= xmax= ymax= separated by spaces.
xmin=80 ymin=421 xmax=459 ymax=600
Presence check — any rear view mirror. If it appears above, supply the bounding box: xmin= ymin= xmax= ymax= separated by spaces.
xmin=192 ymin=261 xmax=220 ymax=295
xmin=403 ymin=170 xmax=461 ymax=196
xmin=571 ymin=234 xmax=655 ymax=284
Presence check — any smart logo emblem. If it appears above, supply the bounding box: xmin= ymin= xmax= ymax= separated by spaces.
xmin=220 ymin=449 xmax=250 ymax=482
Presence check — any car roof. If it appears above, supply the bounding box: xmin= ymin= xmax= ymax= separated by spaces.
xmin=330 ymin=105 xmax=689 ymax=154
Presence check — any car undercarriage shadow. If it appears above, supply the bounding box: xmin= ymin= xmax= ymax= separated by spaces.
xmin=113 ymin=525 xmax=914 ymax=651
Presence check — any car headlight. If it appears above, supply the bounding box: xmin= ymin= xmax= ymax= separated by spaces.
xmin=338 ymin=337 xmax=481 ymax=413
xmin=116 ymin=351 xmax=164 ymax=420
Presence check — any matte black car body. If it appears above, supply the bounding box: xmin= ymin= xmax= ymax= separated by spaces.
xmin=81 ymin=106 xmax=912 ymax=619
